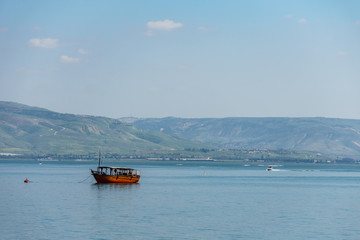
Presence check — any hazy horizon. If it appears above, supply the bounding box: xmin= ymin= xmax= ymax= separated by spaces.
xmin=2 ymin=100 xmax=360 ymax=121
xmin=1 ymin=1 xmax=359 ymax=119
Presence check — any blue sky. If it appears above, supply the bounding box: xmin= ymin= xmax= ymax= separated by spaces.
xmin=0 ymin=0 xmax=359 ymax=118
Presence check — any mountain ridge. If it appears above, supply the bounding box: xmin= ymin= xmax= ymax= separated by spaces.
xmin=0 ymin=101 xmax=207 ymax=156
xmin=1 ymin=101 xmax=360 ymax=161
xmin=126 ymin=116 xmax=360 ymax=157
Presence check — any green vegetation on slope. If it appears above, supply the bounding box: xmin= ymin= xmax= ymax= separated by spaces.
xmin=128 ymin=117 xmax=360 ymax=158
xmin=1 ymin=101 xmax=359 ymax=162
xmin=0 ymin=101 xmax=207 ymax=156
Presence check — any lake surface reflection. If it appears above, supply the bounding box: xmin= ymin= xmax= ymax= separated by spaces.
xmin=1 ymin=161 xmax=360 ymax=239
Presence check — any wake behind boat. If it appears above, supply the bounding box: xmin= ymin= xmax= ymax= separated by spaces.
xmin=90 ymin=152 xmax=140 ymax=183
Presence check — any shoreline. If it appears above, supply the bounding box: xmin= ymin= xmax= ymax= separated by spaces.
xmin=1 ymin=158 xmax=359 ymax=165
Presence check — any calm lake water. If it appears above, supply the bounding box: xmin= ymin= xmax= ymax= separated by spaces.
xmin=1 ymin=160 xmax=360 ymax=240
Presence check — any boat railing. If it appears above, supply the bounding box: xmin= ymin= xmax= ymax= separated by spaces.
xmin=93 ymin=167 xmax=140 ymax=177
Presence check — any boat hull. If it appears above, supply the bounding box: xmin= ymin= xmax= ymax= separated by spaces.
xmin=92 ymin=173 xmax=140 ymax=183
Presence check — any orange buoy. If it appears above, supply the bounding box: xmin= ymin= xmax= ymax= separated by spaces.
xmin=24 ymin=178 xmax=29 ymax=183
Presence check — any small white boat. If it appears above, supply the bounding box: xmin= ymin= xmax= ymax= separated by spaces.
xmin=266 ymin=166 xmax=273 ymax=171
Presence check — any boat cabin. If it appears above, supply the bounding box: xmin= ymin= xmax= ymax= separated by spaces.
xmin=96 ymin=166 xmax=140 ymax=177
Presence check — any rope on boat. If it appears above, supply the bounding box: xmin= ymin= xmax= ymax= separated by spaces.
xmin=78 ymin=174 xmax=92 ymax=183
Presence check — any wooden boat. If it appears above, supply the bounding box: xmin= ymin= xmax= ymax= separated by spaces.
xmin=90 ymin=152 xmax=140 ymax=183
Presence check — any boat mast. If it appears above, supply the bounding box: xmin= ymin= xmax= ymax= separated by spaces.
xmin=98 ymin=149 xmax=101 ymax=167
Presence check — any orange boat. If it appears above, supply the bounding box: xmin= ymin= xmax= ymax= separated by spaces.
xmin=90 ymin=166 xmax=140 ymax=183
xmin=90 ymin=152 xmax=140 ymax=183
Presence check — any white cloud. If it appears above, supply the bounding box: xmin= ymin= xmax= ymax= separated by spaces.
xmin=284 ymin=14 xmax=293 ymax=19
xmin=60 ymin=55 xmax=80 ymax=63
xmin=0 ymin=27 xmax=8 ymax=33
xmin=298 ymin=18 xmax=308 ymax=23
xmin=29 ymin=38 xmax=59 ymax=48
xmin=78 ymin=48 xmax=88 ymax=55
xmin=147 ymin=19 xmax=183 ymax=31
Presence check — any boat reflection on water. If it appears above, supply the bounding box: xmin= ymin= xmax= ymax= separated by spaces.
xmin=92 ymin=181 xmax=140 ymax=192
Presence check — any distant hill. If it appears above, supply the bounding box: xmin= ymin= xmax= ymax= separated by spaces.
xmin=0 ymin=101 xmax=206 ymax=156
xmin=127 ymin=117 xmax=360 ymax=157
xmin=2 ymin=101 xmax=360 ymax=161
